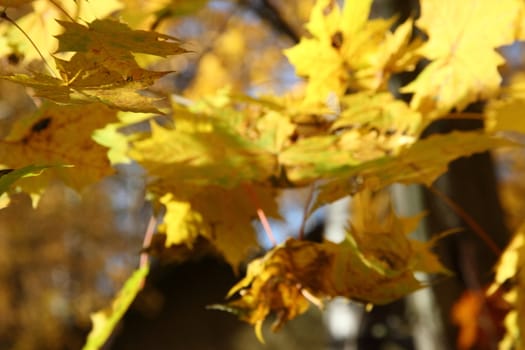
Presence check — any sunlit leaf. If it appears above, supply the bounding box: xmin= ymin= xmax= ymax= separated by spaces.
xmin=1 ymin=63 xmax=168 ymax=113
xmin=284 ymin=0 xmax=419 ymax=105
xmin=92 ymin=111 xmax=154 ymax=165
xmin=0 ymin=164 xmax=56 ymax=196
xmin=333 ymin=92 xmax=423 ymax=140
xmin=402 ymin=0 xmax=521 ymax=116
xmin=310 ymin=131 xmax=514 ymax=210
xmin=83 ymin=266 xmax=149 ymax=350
xmin=273 ymin=92 xmax=422 ymax=186
xmin=55 ymin=18 xmax=187 ymax=74
xmin=0 ymin=0 xmax=122 ymax=64
xmin=223 ymin=222 xmax=446 ymax=340
xmin=487 ymin=222 xmax=525 ymax=349
xmin=1 ymin=18 xmax=187 ymax=112
xmin=486 ymin=73 xmax=525 ymax=134
xmin=159 ymin=184 xmax=279 ymax=269
xmin=130 ymin=118 xmax=276 ymax=188
xmin=127 ymin=92 xmax=296 ymax=188
xmin=0 ymin=103 xmax=117 ymax=192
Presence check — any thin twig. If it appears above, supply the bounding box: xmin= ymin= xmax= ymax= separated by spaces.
xmin=298 ymin=183 xmax=316 ymax=240
xmin=240 ymin=0 xmax=300 ymax=43
xmin=442 ymin=112 xmax=484 ymax=120
xmin=0 ymin=10 xmax=57 ymax=77
xmin=48 ymin=0 xmax=76 ymax=22
xmin=140 ymin=215 xmax=157 ymax=268
xmin=243 ymin=184 xmax=277 ymax=246
xmin=257 ymin=207 xmax=277 ymax=246
xmin=428 ymin=186 xmax=501 ymax=256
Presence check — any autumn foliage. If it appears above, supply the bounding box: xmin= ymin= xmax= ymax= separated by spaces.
xmin=0 ymin=0 xmax=525 ymax=348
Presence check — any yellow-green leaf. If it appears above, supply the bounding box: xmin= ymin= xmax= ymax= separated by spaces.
xmin=312 ymin=131 xmax=514 ymax=209
xmin=129 ymin=114 xmax=277 ymax=188
xmin=277 ymin=92 xmax=422 ymax=185
xmin=224 ymin=227 xmax=446 ymax=339
xmin=83 ymin=266 xmax=149 ymax=350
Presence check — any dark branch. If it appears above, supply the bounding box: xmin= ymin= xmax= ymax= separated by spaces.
xmin=241 ymin=0 xmax=301 ymax=43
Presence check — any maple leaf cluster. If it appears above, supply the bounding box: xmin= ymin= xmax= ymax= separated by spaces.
xmin=0 ymin=0 xmax=525 ymax=347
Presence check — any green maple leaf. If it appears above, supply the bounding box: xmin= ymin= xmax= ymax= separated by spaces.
xmin=0 ymin=164 xmax=54 ymax=196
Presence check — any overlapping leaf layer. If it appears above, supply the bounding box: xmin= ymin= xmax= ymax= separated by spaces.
xmin=0 ymin=0 xmax=524 ymax=347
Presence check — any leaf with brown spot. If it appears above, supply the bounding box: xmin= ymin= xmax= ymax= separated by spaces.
xmin=0 ymin=103 xmax=117 ymax=192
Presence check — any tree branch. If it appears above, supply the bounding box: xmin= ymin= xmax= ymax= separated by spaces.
xmin=241 ymin=0 xmax=301 ymax=43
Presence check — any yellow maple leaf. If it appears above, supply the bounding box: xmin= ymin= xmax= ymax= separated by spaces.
xmin=284 ymin=0 xmax=418 ymax=105
xmin=222 ymin=248 xmax=311 ymax=342
xmin=106 ymin=93 xmax=292 ymax=268
xmin=485 ymin=72 xmax=525 ymax=134
xmin=311 ymin=131 xmax=514 ymax=209
xmin=0 ymin=0 xmax=33 ymax=6
xmin=92 ymin=111 xmax=153 ymax=165
xmin=348 ymin=190 xmax=449 ymax=276
xmin=129 ymin=118 xmax=276 ymax=188
xmin=128 ymin=93 xmax=294 ymax=188
xmin=0 ymin=102 xmax=116 ymax=192
xmin=279 ymin=92 xmax=422 ymax=185
xmin=402 ymin=0 xmax=521 ymax=116
xmin=487 ymin=222 xmax=525 ymax=350
xmin=55 ymin=18 xmax=186 ymax=75
xmin=224 ymin=218 xmax=447 ymax=341
xmin=333 ymin=92 xmax=422 ymax=139
xmin=1 ymin=18 xmax=187 ymax=112
xmin=222 ymin=194 xmax=448 ymax=340
xmin=158 ymin=184 xmax=279 ymax=269
xmin=2 ymin=55 xmax=169 ymax=112
xmin=0 ymin=0 xmax=122 ymax=66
